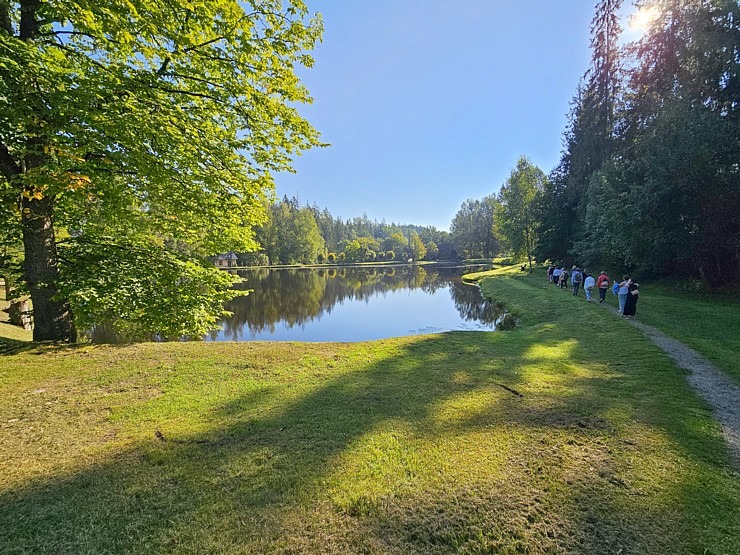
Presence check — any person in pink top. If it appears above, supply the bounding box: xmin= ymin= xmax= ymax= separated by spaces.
xmin=596 ymin=271 xmax=610 ymax=303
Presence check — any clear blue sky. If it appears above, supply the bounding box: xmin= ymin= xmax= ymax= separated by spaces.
xmin=275 ymin=1 xmax=636 ymax=231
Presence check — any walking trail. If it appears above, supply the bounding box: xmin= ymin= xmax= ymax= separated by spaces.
xmin=610 ymin=306 xmax=740 ymax=466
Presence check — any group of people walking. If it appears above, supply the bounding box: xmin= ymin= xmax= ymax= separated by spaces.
xmin=546 ymin=265 xmax=640 ymax=318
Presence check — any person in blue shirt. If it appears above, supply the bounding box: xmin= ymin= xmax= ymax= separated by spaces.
xmin=571 ymin=266 xmax=582 ymax=296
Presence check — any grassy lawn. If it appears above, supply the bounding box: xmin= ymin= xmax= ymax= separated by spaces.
xmin=1 ymin=271 xmax=738 ymax=554
xmin=631 ymin=283 xmax=740 ymax=384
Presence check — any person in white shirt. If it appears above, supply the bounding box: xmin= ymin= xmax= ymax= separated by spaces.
xmin=583 ymin=272 xmax=596 ymax=302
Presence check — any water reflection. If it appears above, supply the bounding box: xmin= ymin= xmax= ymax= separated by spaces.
xmin=208 ymin=264 xmax=509 ymax=342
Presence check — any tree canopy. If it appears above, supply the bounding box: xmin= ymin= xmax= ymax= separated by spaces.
xmin=0 ymin=0 xmax=323 ymax=340
xmin=536 ymin=0 xmax=739 ymax=284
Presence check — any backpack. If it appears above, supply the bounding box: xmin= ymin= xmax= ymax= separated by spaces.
xmin=573 ymin=271 xmax=582 ymax=283
xmin=612 ymin=282 xmax=619 ymax=296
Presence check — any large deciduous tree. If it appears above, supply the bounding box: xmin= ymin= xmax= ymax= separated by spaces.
xmin=0 ymin=1 xmax=323 ymax=340
xmin=496 ymin=156 xmax=546 ymax=268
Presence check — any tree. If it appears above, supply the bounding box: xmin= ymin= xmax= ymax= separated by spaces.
xmin=450 ymin=196 xmax=499 ymax=258
xmin=496 ymin=156 xmax=546 ymax=268
xmin=537 ymin=0 xmax=623 ymax=267
xmin=0 ymin=1 xmax=323 ymax=340
xmin=382 ymin=232 xmax=407 ymax=257
xmin=408 ymin=231 xmax=426 ymax=261
xmin=618 ymin=0 xmax=740 ymax=284
xmin=425 ymin=241 xmax=439 ymax=261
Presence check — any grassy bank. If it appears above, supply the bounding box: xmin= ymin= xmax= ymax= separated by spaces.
xmin=470 ymin=266 xmax=740 ymax=385
xmin=631 ymin=282 xmax=740 ymax=384
xmin=1 ymin=271 xmax=738 ymax=554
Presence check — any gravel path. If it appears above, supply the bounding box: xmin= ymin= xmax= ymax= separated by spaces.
xmin=616 ymin=311 xmax=740 ymax=466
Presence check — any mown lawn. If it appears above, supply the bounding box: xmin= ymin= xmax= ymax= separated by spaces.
xmin=631 ymin=282 xmax=740 ymax=384
xmin=0 ymin=270 xmax=738 ymax=554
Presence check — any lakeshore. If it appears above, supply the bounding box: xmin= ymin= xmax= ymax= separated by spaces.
xmin=1 ymin=267 xmax=738 ymax=554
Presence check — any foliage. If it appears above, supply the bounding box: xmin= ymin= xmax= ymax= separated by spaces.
xmin=496 ymin=156 xmax=546 ymax=266
xmin=450 ymin=196 xmax=499 ymax=258
xmin=535 ymin=0 xmax=740 ymax=285
xmin=0 ymin=0 xmax=323 ymax=340
xmin=56 ymin=237 xmax=244 ymax=339
xmin=237 ymin=251 xmax=269 ymax=267
xmin=256 ymin=198 xmax=451 ymax=264
xmin=408 ymin=231 xmax=426 ymax=261
xmin=257 ymin=198 xmax=324 ymax=264
xmin=425 ymin=241 xmax=439 ymax=261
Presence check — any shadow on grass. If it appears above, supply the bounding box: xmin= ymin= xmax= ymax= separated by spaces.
xmin=0 ymin=321 xmax=737 ymax=553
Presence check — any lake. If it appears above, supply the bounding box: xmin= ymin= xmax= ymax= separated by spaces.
xmin=205 ymin=264 xmax=508 ymax=342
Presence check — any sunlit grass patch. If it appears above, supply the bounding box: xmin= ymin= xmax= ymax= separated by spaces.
xmin=1 ymin=272 xmax=739 ymax=554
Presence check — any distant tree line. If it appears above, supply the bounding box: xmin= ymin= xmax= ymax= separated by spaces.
xmin=450 ymin=0 xmax=739 ymax=286
xmin=240 ymin=196 xmax=459 ymax=265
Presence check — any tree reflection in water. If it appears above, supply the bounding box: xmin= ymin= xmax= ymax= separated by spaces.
xmin=210 ymin=265 xmax=509 ymax=341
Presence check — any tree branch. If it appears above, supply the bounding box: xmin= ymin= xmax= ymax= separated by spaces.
xmin=166 ymin=72 xmax=227 ymax=91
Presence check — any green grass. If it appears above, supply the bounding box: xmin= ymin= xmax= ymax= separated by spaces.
xmin=630 ymin=282 xmax=740 ymax=384
xmin=1 ymin=272 xmax=738 ymax=554
xmin=0 ymin=298 xmax=33 ymax=350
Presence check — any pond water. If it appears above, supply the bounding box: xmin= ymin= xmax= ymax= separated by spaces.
xmin=205 ymin=264 xmax=508 ymax=342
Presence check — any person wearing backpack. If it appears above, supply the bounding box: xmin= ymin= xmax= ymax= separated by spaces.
xmin=596 ymin=271 xmax=610 ymax=303
xmin=571 ymin=266 xmax=582 ymax=296
xmin=559 ymin=268 xmax=569 ymax=289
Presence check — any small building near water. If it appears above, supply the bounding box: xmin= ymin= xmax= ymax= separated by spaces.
xmin=214 ymin=252 xmax=239 ymax=269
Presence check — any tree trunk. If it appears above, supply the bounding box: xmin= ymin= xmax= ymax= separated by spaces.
xmin=21 ymin=195 xmax=76 ymax=341
xmin=8 ymin=298 xmax=32 ymax=330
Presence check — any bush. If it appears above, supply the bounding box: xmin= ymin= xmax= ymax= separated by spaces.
xmin=327 ymin=252 xmax=337 ymax=263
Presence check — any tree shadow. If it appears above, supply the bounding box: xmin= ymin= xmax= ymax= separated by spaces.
xmin=0 ymin=328 xmax=735 ymax=554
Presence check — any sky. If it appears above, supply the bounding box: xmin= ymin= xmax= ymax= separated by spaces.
xmin=275 ymin=1 xmax=642 ymax=231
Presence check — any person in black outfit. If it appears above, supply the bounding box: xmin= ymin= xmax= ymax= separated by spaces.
xmin=622 ymin=280 xmax=639 ymax=318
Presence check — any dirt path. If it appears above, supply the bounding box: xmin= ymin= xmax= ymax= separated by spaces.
xmin=609 ymin=306 xmax=740 ymax=466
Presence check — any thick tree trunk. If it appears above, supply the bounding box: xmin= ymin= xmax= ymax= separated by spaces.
xmin=21 ymin=195 xmax=76 ymax=341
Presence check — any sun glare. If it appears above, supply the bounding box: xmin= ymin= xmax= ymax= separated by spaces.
xmin=629 ymin=6 xmax=660 ymax=32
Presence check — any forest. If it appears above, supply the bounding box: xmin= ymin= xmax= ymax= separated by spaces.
xmin=248 ymin=0 xmax=739 ymax=287
xmin=240 ymin=196 xmax=457 ymax=266
xmin=457 ymin=0 xmax=739 ymax=286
